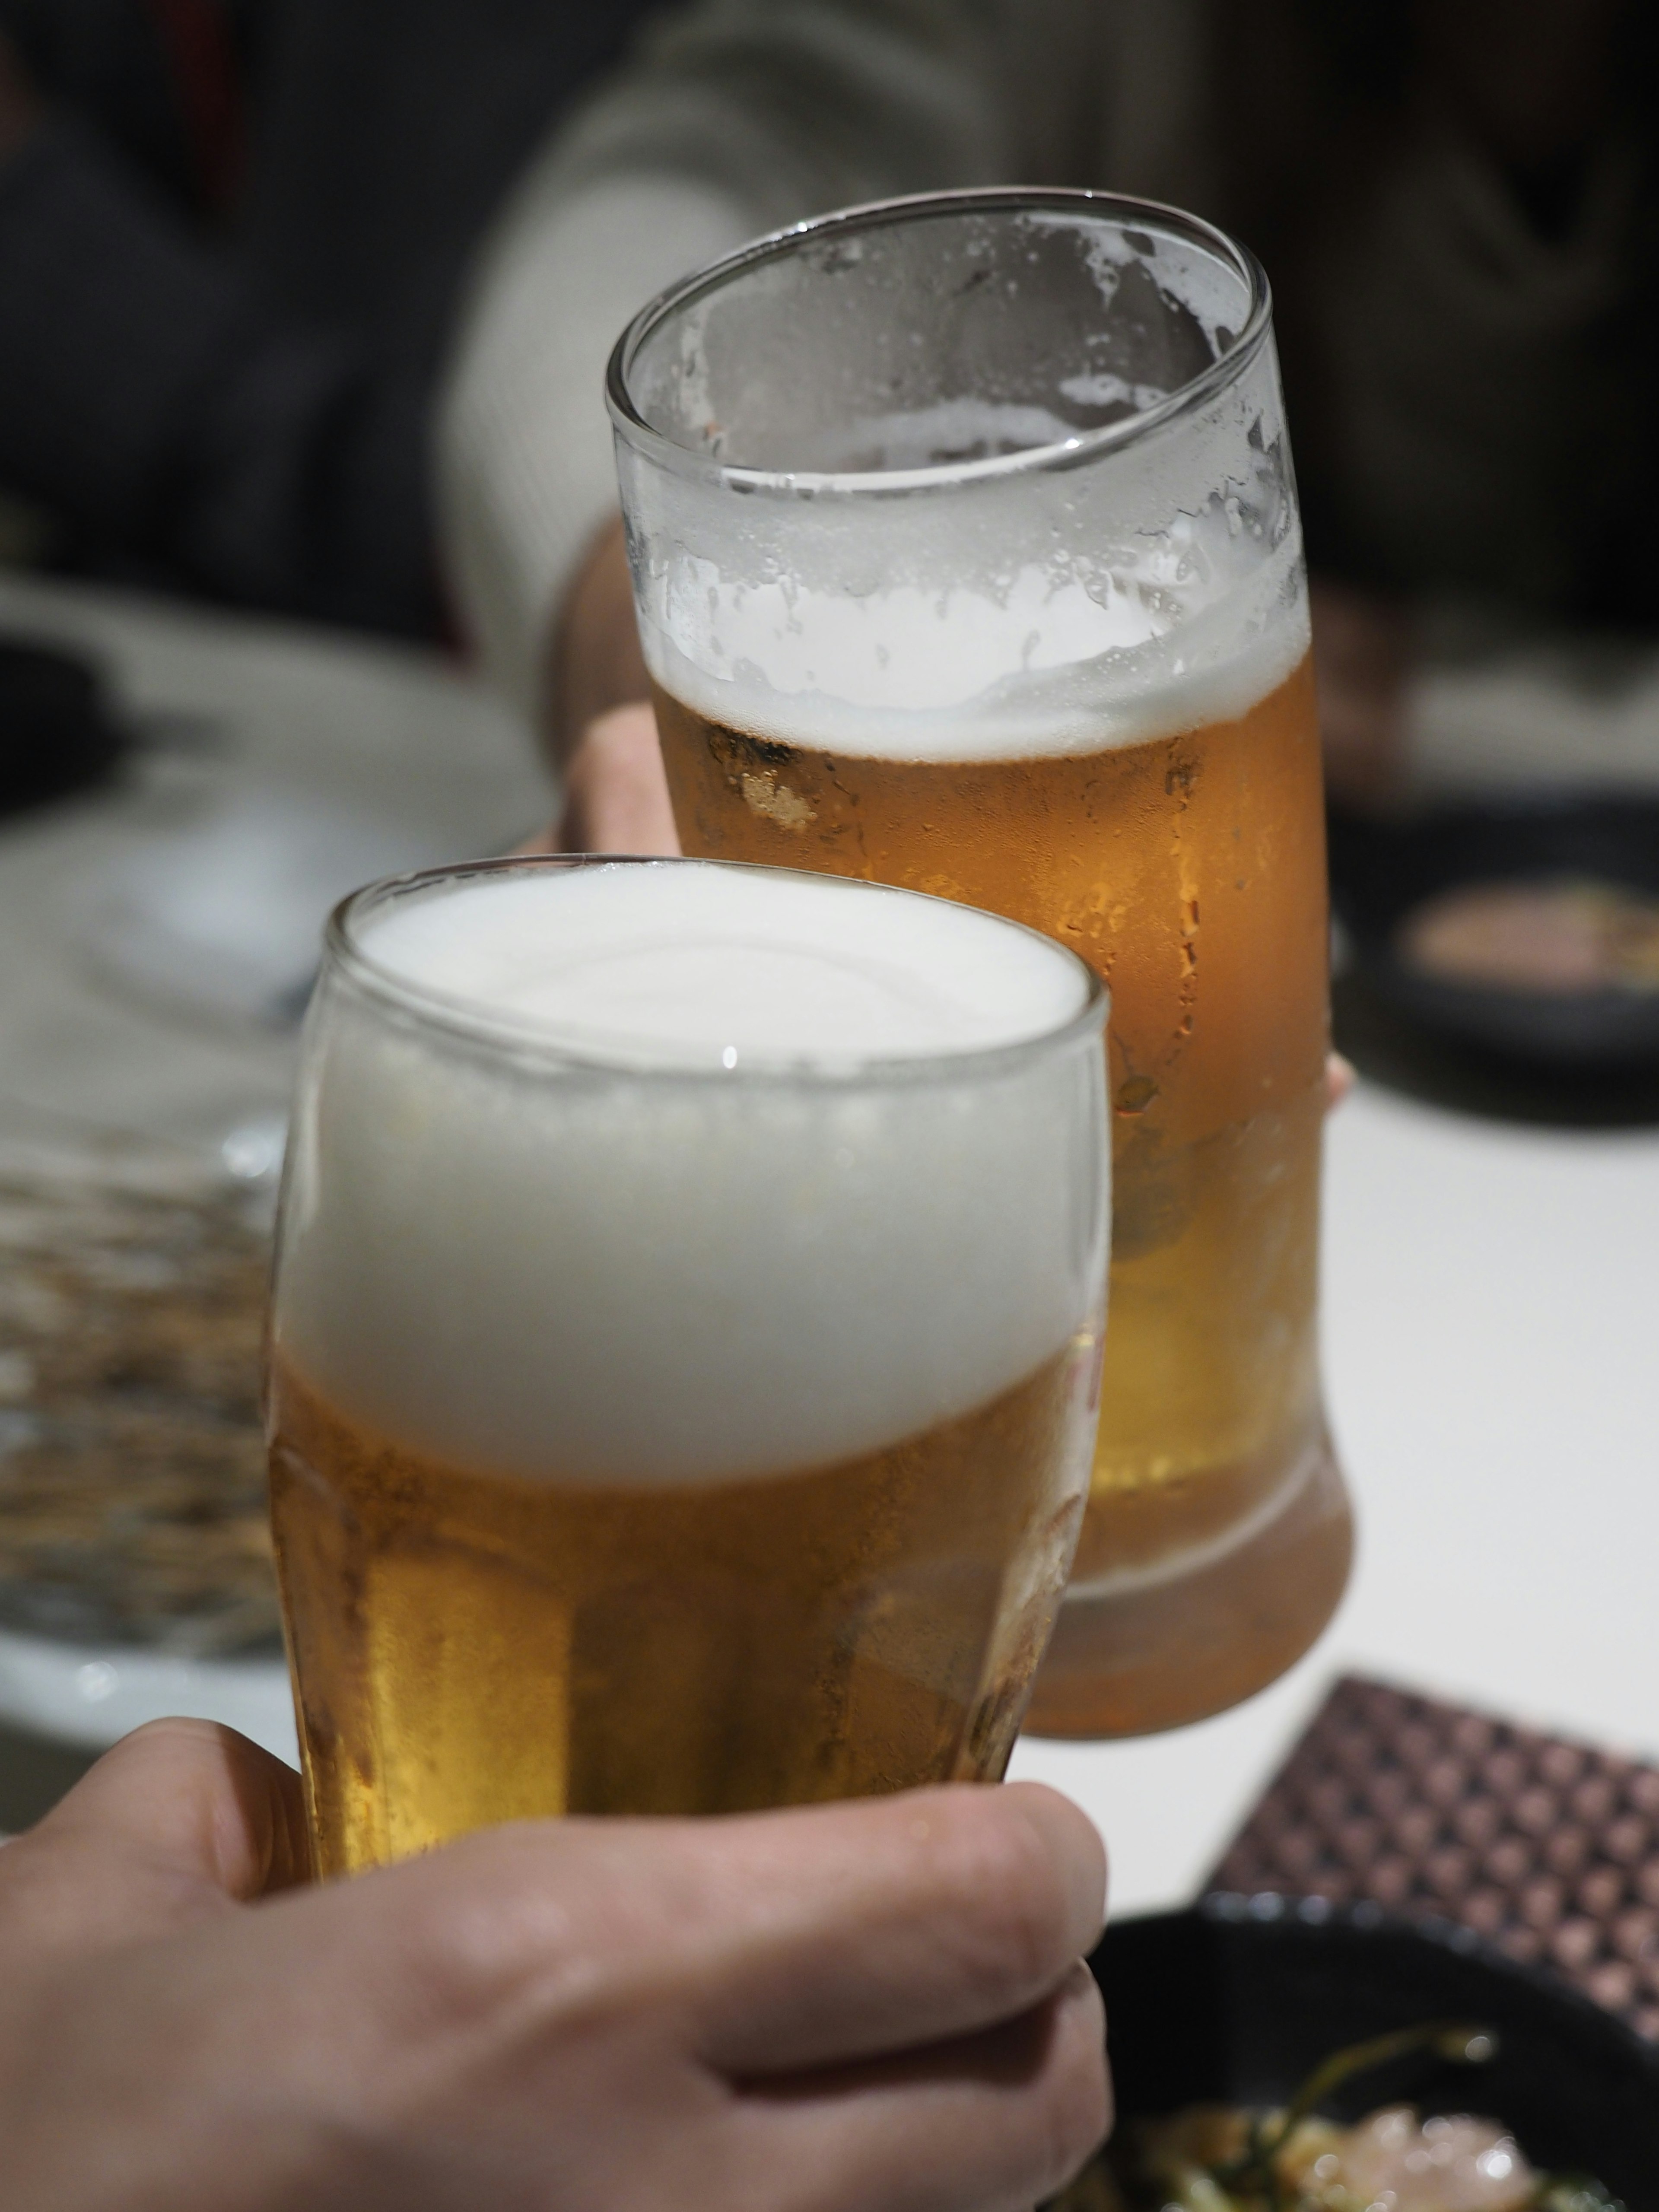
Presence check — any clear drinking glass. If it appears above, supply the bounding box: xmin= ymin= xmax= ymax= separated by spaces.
xmin=608 ymin=189 xmax=1352 ymax=1736
xmin=266 ymin=855 xmax=1108 ymax=1875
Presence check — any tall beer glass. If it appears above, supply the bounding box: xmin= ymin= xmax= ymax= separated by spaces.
xmin=609 ymin=191 xmax=1352 ymax=1737
xmin=267 ymin=855 xmax=1108 ymax=1875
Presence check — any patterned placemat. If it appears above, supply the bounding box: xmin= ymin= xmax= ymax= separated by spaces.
xmin=0 ymin=1117 xmax=279 ymax=1655
xmin=1208 ymin=1674 xmax=1659 ymax=2041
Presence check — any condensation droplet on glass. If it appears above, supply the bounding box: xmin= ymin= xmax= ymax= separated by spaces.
xmin=222 ymin=1114 xmax=288 ymax=1184
xmin=76 ymin=1661 xmax=119 ymax=1703
xmin=1115 ymin=1074 xmax=1159 ymax=1116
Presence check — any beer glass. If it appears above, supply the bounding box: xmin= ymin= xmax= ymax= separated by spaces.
xmin=267 ymin=855 xmax=1108 ymax=1875
xmin=608 ymin=190 xmax=1353 ymax=1737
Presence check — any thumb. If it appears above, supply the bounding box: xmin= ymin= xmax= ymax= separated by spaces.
xmin=0 ymin=1718 xmax=310 ymax=1960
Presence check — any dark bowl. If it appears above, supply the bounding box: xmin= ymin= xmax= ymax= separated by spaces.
xmin=1087 ymin=1899 xmax=1659 ymax=2206
xmin=1328 ymin=793 xmax=1659 ymax=1068
xmin=0 ymin=637 xmax=126 ymax=818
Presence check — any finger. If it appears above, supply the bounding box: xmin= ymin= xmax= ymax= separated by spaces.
xmin=619 ymin=1782 xmax=1104 ymax=2075
xmin=1324 ymin=1051 xmax=1355 ymax=1112
xmin=340 ymin=1785 xmax=1103 ymax=2077
xmin=558 ymin=702 xmax=680 ymax=855
xmin=0 ymin=1719 xmax=309 ymax=1957
xmin=735 ymin=1961 xmax=1110 ymax=2212
xmin=301 ymin=1785 xmax=1103 ymax=2092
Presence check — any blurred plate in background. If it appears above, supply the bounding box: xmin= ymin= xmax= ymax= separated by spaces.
xmin=0 ymin=638 xmax=126 ymax=818
xmin=1329 ymin=793 xmax=1659 ymax=1071
xmin=86 ymin=784 xmax=490 ymax=1029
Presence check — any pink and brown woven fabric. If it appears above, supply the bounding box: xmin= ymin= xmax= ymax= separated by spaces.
xmin=1208 ymin=1675 xmax=1659 ymax=2041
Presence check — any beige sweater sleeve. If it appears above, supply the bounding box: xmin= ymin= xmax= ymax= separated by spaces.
xmin=435 ymin=0 xmax=1111 ymax=719
xmin=437 ymin=177 xmax=756 ymax=721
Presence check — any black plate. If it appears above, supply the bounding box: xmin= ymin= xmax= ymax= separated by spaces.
xmin=1088 ymin=1899 xmax=1659 ymax=2206
xmin=1328 ymin=794 xmax=1659 ymax=1069
xmin=0 ymin=637 xmax=126 ymax=817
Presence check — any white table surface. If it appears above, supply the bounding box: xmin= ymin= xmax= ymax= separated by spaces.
xmin=1012 ymin=1067 xmax=1659 ymax=1915
xmin=3 ymin=573 xmax=1657 ymax=1916
xmin=0 ymin=571 xmax=551 ymax=1149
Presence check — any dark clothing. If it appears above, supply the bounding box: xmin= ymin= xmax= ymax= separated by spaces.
xmin=0 ymin=0 xmax=660 ymax=636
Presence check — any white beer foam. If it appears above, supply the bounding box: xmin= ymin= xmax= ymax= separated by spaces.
xmin=624 ymin=201 xmax=1305 ymax=760
xmin=639 ymin=516 xmax=1308 ymax=760
xmin=351 ymin=861 xmax=1087 ymax=1065
xmin=275 ymin=862 xmax=1106 ymax=1486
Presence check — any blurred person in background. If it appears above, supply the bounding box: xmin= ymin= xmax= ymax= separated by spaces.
xmin=436 ymin=0 xmax=1659 ymax=846
xmin=0 ymin=0 xmax=661 ymax=639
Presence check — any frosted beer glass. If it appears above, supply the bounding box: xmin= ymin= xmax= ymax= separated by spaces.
xmin=608 ymin=190 xmax=1352 ymax=1735
xmin=267 ymin=856 xmax=1108 ymax=1873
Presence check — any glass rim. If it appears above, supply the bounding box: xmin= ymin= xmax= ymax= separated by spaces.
xmin=325 ymin=854 xmax=1108 ymax=1086
xmin=607 ymin=185 xmax=1273 ymax=498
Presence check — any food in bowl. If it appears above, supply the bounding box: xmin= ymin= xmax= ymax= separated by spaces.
xmin=1049 ymin=2024 xmax=1622 ymax=2212
xmin=1396 ymin=879 xmax=1659 ymax=996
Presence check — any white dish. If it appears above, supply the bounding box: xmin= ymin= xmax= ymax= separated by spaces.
xmin=0 ymin=1622 xmax=297 ymax=1762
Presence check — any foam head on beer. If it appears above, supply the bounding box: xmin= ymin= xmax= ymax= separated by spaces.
xmin=273 ymin=859 xmax=1107 ymax=1487
xmin=615 ymin=200 xmax=1308 ymax=762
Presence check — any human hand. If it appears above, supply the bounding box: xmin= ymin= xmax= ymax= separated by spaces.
xmin=0 ymin=1719 xmax=1109 ymax=2212
xmin=521 ymin=699 xmax=677 ymax=855
xmin=525 ymin=515 xmax=675 ymax=854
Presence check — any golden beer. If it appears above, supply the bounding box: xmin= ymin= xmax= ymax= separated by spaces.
xmin=268 ymin=859 xmax=1108 ymax=1871
xmin=610 ymin=190 xmax=1354 ymax=1734
xmin=271 ymin=1337 xmax=1095 ymax=1876
xmin=655 ymin=657 xmax=1347 ymax=1735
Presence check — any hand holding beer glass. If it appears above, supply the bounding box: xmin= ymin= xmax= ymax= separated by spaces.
xmin=269 ymin=856 xmax=1107 ymax=1872
xmin=608 ymin=191 xmax=1353 ymax=1735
